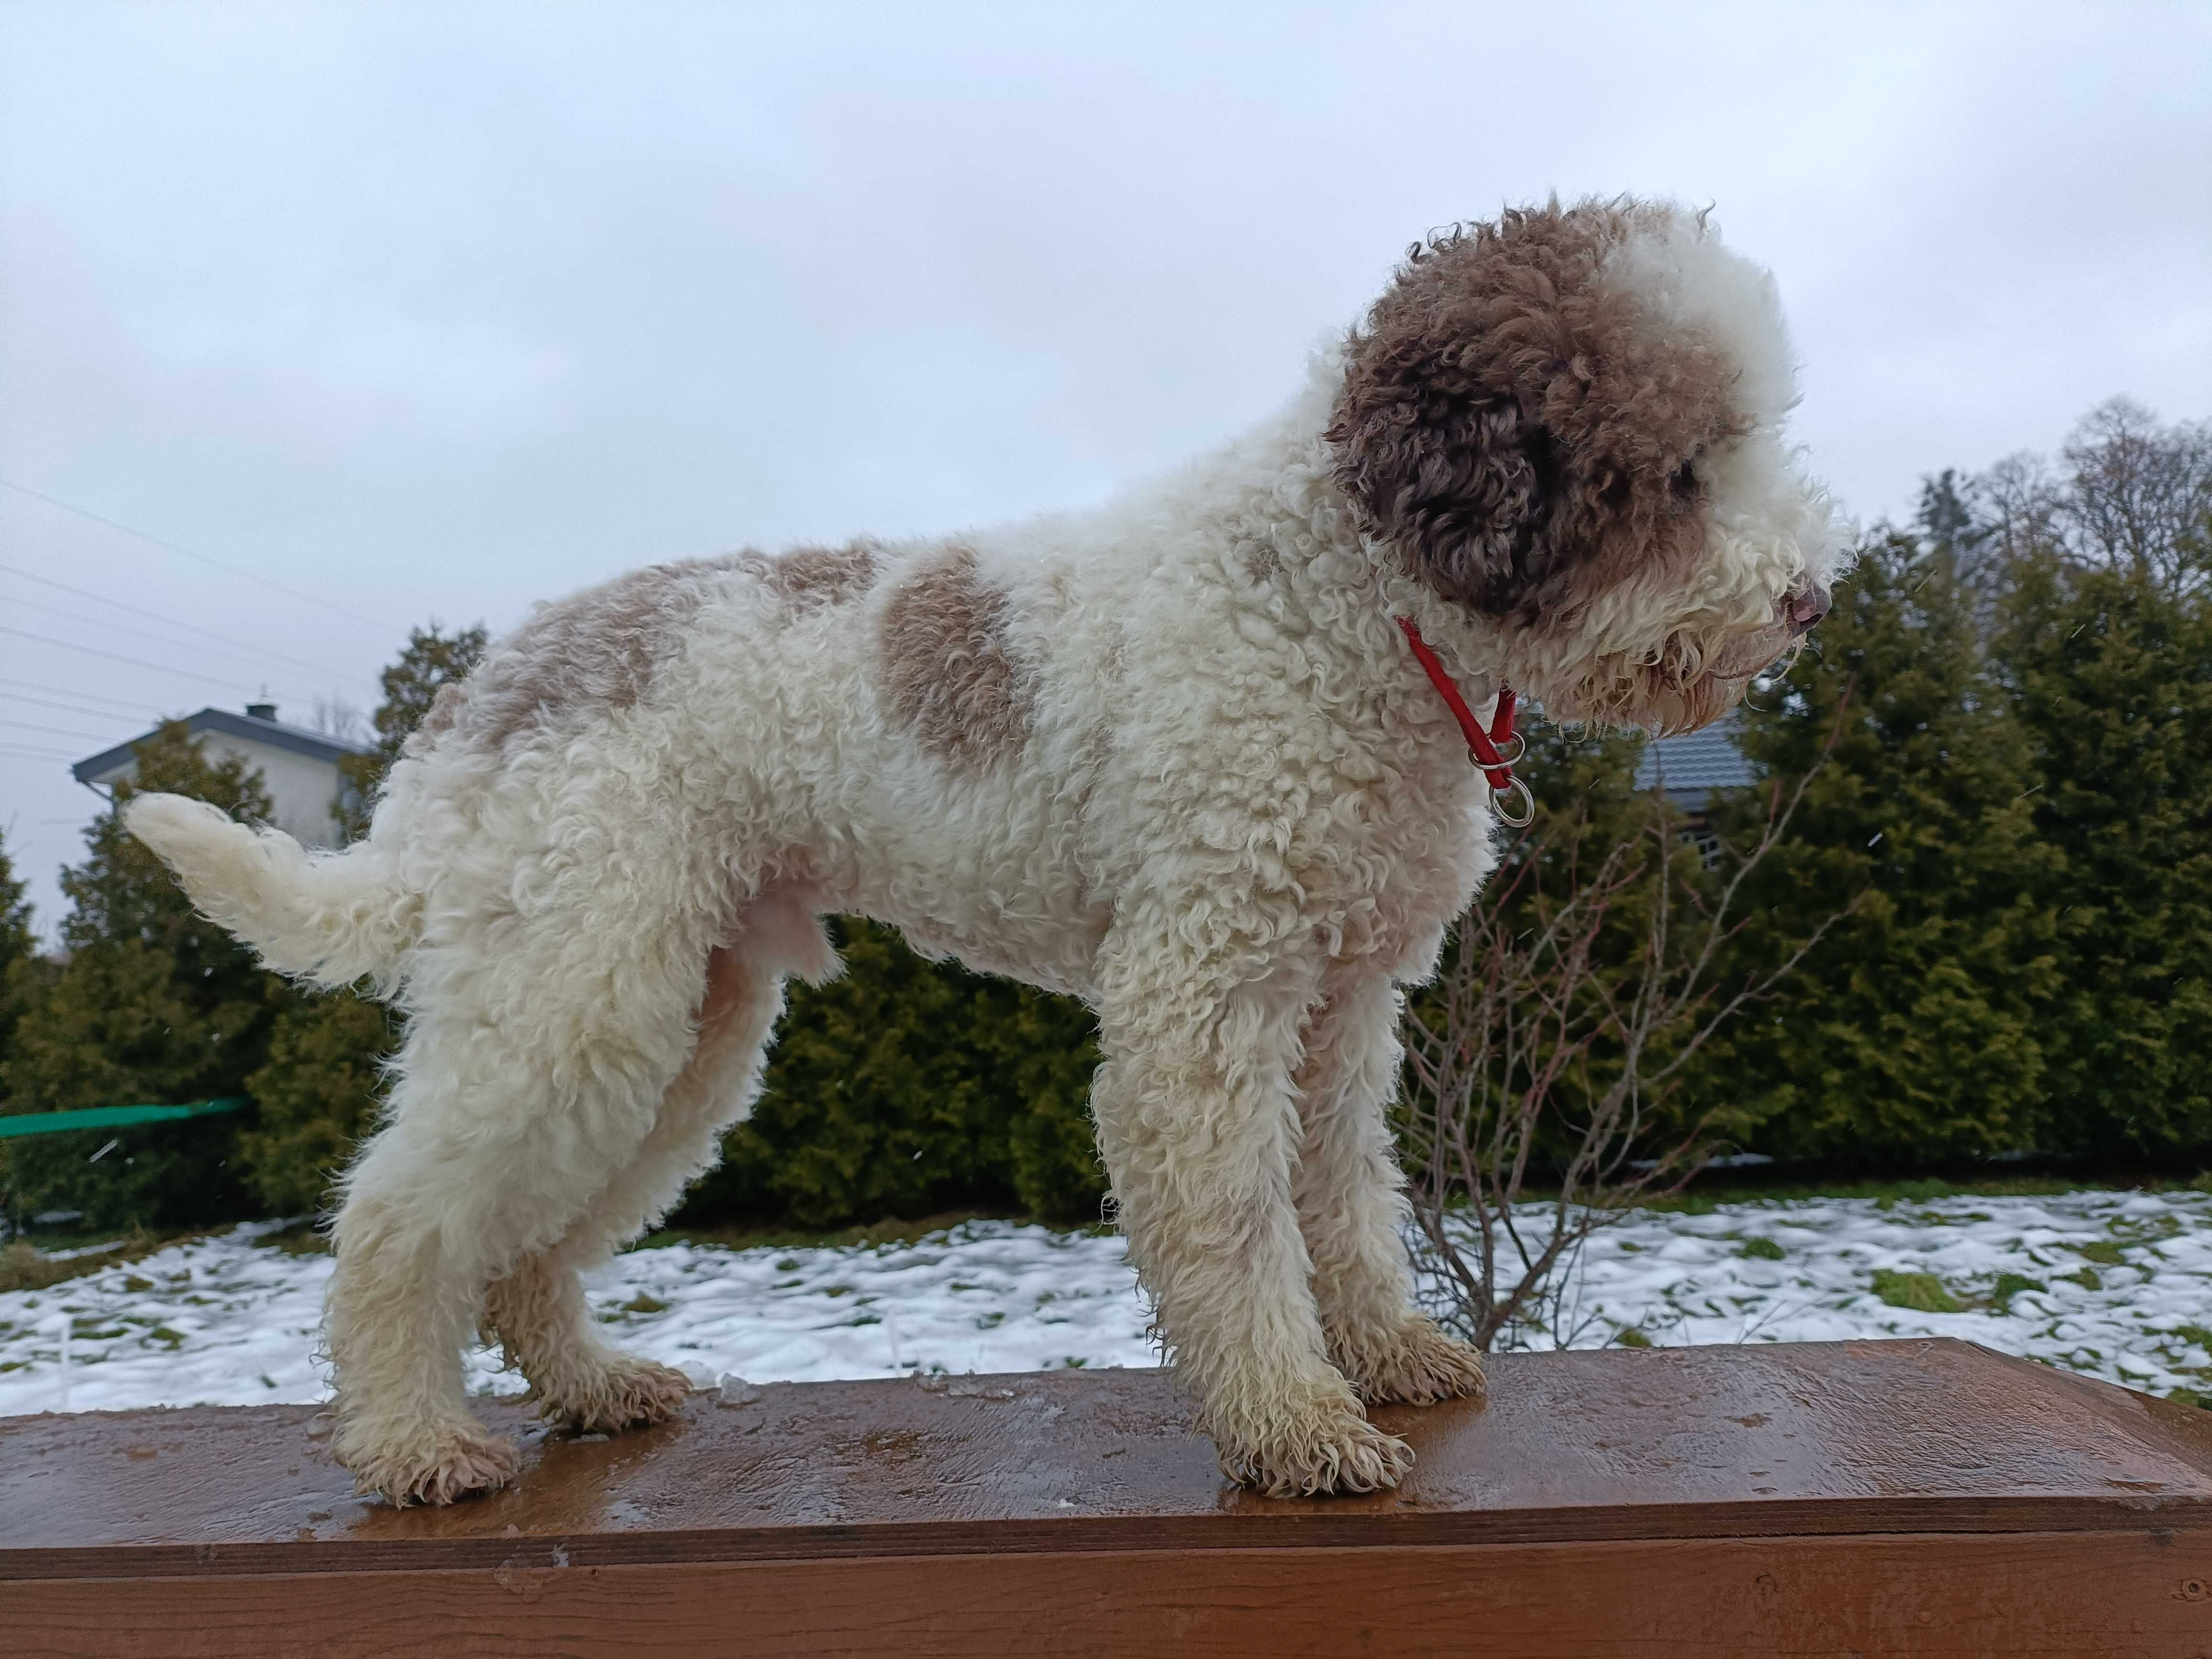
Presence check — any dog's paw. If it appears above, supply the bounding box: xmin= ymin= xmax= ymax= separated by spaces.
xmin=342 ymin=1424 xmax=521 ymax=1507
xmin=1335 ymin=1318 xmax=1487 ymax=1407
xmin=1216 ymin=1399 xmax=1416 ymax=1498
xmin=550 ymin=1358 xmax=693 ymax=1434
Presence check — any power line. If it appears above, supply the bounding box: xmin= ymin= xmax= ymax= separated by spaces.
xmin=0 ymin=624 xmax=293 ymax=697
xmin=0 ymin=561 xmax=376 ymax=688
xmin=0 ymin=688 xmax=161 ymax=725
xmin=0 ymin=476 xmax=405 ymax=635
xmin=0 ymin=744 xmax=79 ymax=763
xmin=5 ymin=593 xmax=374 ymax=699
xmin=0 ymin=676 xmax=167 ymax=717
xmin=1 ymin=718 xmax=110 ymax=743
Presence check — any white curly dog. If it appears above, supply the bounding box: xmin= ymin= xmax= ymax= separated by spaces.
xmin=130 ymin=198 xmax=1843 ymax=1506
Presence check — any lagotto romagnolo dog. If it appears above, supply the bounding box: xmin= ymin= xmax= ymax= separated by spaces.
xmin=127 ymin=198 xmax=1844 ymax=1505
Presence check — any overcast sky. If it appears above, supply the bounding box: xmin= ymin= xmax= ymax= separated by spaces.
xmin=3 ymin=1 xmax=2209 ymax=940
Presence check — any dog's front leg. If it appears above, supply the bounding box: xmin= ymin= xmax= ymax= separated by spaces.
xmin=1091 ymin=916 xmax=1413 ymax=1496
xmin=1293 ymin=970 xmax=1486 ymax=1405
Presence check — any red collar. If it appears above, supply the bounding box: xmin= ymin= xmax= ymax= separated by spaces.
xmin=1394 ymin=617 xmax=1533 ymax=826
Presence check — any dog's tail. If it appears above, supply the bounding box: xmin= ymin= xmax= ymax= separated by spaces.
xmin=124 ymin=794 xmax=415 ymax=988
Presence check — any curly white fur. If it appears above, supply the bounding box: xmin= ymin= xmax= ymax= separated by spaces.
xmin=126 ymin=200 xmax=1840 ymax=1505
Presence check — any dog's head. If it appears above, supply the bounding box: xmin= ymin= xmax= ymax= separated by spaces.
xmin=1327 ymin=198 xmax=1845 ymax=734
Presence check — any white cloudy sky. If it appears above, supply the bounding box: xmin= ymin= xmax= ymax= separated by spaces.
xmin=2 ymin=1 xmax=2209 ymax=939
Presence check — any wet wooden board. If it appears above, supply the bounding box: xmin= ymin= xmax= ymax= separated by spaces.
xmin=5 ymin=1338 xmax=2211 ymax=1656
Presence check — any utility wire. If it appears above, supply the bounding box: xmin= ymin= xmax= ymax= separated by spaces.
xmin=0 ymin=676 xmax=167 ymax=717
xmin=1 ymin=718 xmax=111 ymax=743
xmin=0 ymin=561 xmax=374 ymax=688
xmin=5 ymin=593 xmax=371 ymax=700
xmin=0 ymin=476 xmax=405 ymax=635
xmin=0 ymin=689 xmax=165 ymax=726
xmin=0 ymin=625 xmax=291 ymax=697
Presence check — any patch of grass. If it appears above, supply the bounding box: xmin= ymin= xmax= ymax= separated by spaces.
xmin=2168 ymin=1388 xmax=2212 ymax=1411
xmin=2109 ymin=1212 xmax=2184 ymax=1244
xmin=2174 ymin=1325 xmax=2212 ymax=1354
xmin=1988 ymin=1272 xmax=2047 ymax=1310
xmin=619 ymin=1294 xmax=668 ymax=1316
xmin=1615 ymin=1327 xmax=1654 ymax=1348
xmin=1871 ymin=1270 xmax=1964 ymax=1314
xmin=1737 ymin=1236 xmax=1786 ymax=1261
xmin=2060 ymin=1266 xmax=2102 ymax=1291
xmin=0 ymin=1231 xmax=177 ymax=1294
xmin=1638 ymin=1174 xmax=2112 ymax=1216
xmin=2074 ymin=1241 xmax=2129 ymax=1266
xmin=630 ymin=1209 xmax=1035 ymax=1254
xmin=254 ymin=1225 xmax=331 ymax=1257
xmin=0 ymin=1241 xmax=87 ymax=1294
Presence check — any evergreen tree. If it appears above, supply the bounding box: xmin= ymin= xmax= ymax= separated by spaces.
xmin=1710 ymin=526 xmax=2063 ymax=1163
xmin=1 ymin=726 xmax=290 ymax=1228
xmin=1997 ymin=534 xmax=2212 ymax=1157
xmin=336 ymin=622 xmax=488 ymax=841
xmin=674 ymin=919 xmax=1105 ymax=1228
xmin=0 ymin=829 xmax=40 ymax=1100
xmin=239 ymin=986 xmax=397 ymax=1215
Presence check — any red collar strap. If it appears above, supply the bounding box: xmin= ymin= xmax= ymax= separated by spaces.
xmin=1394 ymin=616 xmax=1534 ymax=827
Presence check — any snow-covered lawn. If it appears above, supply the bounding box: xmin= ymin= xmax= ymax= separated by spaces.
xmin=5 ymin=1189 xmax=2212 ymax=1417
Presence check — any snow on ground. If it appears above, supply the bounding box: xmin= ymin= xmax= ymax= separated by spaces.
xmin=4 ymin=1189 xmax=2212 ymax=1417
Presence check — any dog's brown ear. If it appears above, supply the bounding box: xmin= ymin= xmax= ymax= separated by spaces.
xmin=1327 ymin=201 xmax=1736 ymax=628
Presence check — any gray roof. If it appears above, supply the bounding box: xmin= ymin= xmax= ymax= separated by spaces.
xmin=1633 ymin=712 xmax=1755 ymax=807
xmin=73 ymin=706 xmax=373 ymax=786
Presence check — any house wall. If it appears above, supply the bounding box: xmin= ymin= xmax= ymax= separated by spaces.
xmin=100 ymin=736 xmax=347 ymax=848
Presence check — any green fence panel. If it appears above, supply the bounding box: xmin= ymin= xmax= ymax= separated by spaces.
xmin=0 ymin=1098 xmax=248 ymax=1139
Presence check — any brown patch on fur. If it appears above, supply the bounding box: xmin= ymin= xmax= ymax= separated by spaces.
xmin=879 ymin=546 xmax=1033 ymax=768
xmin=471 ymin=560 xmax=722 ymax=749
xmin=400 ymin=682 xmax=468 ymax=757
xmin=739 ymin=542 xmax=879 ymax=612
xmin=1326 ymin=199 xmax=1746 ymax=629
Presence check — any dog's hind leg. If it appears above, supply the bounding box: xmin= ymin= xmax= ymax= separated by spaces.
xmin=484 ymin=896 xmax=831 ymax=1430
xmin=324 ymin=913 xmax=737 ymax=1505
xmin=1291 ymin=971 xmax=1485 ymax=1406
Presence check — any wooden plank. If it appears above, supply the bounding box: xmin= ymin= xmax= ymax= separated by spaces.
xmin=6 ymin=1339 xmax=2210 ymax=1652
xmin=10 ymin=1532 xmax=2212 ymax=1658
xmin=8 ymin=1339 xmax=2212 ymax=1578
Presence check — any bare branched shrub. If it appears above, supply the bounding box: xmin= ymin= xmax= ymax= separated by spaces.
xmin=1399 ymin=727 xmax=1851 ymax=1352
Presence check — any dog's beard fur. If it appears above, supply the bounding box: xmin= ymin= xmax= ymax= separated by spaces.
xmin=1536 ymin=613 xmax=1798 ymax=736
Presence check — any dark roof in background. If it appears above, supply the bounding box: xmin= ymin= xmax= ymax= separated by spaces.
xmin=1633 ymin=712 xmax=1755 ymax=807
xmin=73 ymin=706 xmax=373 ymax=786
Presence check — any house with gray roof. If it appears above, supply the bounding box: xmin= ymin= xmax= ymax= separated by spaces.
xmin=1632 ymin=711 xmax=1756 ymax=810
xmin=73 ymin=701 xmax=373 ymax=850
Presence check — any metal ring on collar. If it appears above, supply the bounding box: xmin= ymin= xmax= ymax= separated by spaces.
xmin=1491 ymin=774 xmax=1536 ymax=828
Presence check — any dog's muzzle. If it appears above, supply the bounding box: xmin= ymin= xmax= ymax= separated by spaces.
xmin=1784 ymin=585 xmax=1833 ymax=636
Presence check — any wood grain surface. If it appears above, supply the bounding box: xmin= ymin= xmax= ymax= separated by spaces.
xmin=5 ymin=1338 xmax=2210 ymax=1656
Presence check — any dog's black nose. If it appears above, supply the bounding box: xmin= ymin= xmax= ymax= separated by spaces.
xmin=1785 ymin=586 xmax=1832 ymax=635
